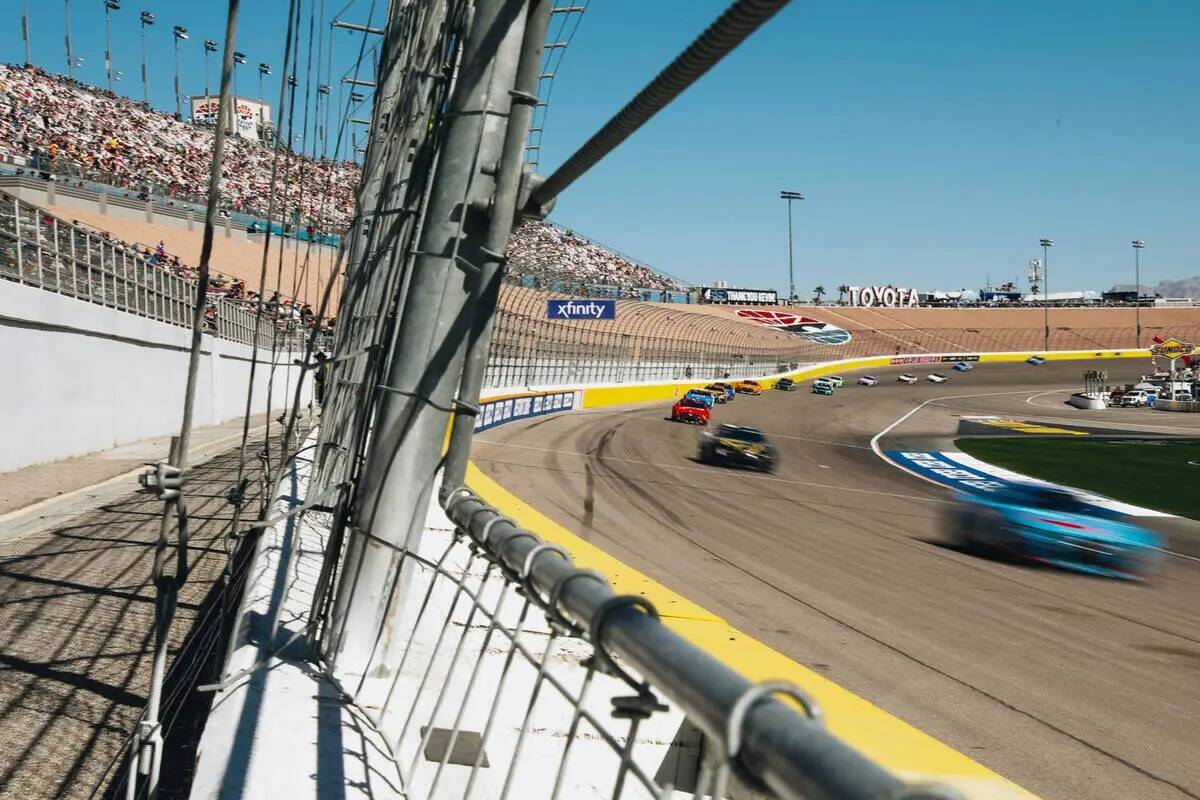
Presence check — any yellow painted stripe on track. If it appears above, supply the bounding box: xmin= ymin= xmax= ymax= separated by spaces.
xmin=464 ymin=463 xmax=1035 ymax=798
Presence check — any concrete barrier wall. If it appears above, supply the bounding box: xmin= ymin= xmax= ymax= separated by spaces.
xmin=0 ymin=280 xmax=312 ymax=472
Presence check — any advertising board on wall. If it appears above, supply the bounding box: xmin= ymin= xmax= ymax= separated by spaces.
xmin=700 ymin=287 xmax=778 ymax=305
xmin=191 ymin=95 xmax=272 ymax=142
xmin=848 ymin=286 xmax=919 ymax=308
xmin=474 ymin=390 xmax=580 ymax=433
xmin=547 ymin=299 xmax=617 ymax=320
xmin=890 ymin=354 xmax=980 ymax=365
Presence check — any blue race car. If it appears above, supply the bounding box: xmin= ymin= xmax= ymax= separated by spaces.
xmin=683 ymin=389 xmax=716 ymax=409
xmin=946 ymin=484 xmax=1162 ymax=579
xmin=953 ymin=361 xmax=975 ymax=372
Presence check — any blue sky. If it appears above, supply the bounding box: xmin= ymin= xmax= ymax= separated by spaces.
xmin=8 ymin=1 xmax=1200 ymax=295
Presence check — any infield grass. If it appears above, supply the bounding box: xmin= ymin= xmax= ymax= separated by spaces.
xmin=955 ymin=437 xmax=1200 ymax=520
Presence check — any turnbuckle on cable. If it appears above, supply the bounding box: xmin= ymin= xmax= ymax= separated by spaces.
xmin=138 ymin=463 xmax=184 ymax=501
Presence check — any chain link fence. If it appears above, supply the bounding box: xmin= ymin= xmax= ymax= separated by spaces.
xmin=0 ymin=191 xmax=308 ymax=351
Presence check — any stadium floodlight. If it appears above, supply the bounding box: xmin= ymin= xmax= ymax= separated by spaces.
xmin=780 ymin=190 xmax=804 ymax=304
xmin=202 ymin=39 xmax=218 ymax=98
xmin=65 ymin=0 xmax=76 ymax=79
xmin=1039 ymin=238 xmax=1054 ymax=350
xmin=288 ymin=75 xmax=298 ymax=87
xmin=104 ymin=0 xmax=121 ymax=91
xmin=172 ymin=26 xmax=188 ymax=119
xmin=317 ymin=83 xmax=331 ymax=95
xmin=349 ymin=91 xmax=365 ymax=103
xmin=1132 ymin=240 xmax=1146 ymax=345
xmin=233 ymin=51 xmax=246 ymax=64
xmin=139 ymin=11 xmax=155 ymax=107
xmin=231 ymin=51 xmax=247 ymax=103
xmin=258 ymin=62 xmax=271 ymax=75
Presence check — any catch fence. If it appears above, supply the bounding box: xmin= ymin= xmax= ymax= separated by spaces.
xmin=0 ymin=191 xmax=308 ymax=351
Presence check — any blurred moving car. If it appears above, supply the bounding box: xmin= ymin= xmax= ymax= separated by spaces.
xmin=826 ymin=375 xmax=845 ymax=388
xmin=1027 ymin=356 xmax=1047 ymax=365
xmin=812 ymin=381 xmax=834 ymax=395
xmin=927 ymin=373 xmax=948 ymax=383
xmin=1120 ymin=389 xmax=1154 ymax=407
xmin=735 ymin=379 xmax=764 ymax=395
xmin=683 ymin=389 xmax=716 ymax=408
xmin=953 ymin=361 xmax=975 ymax=372
xmin=897 ymin=374 xmax=918 ymax=384
xmin=698 ymin=424 xmax=777 ymax=472
xmin=671 ymin=397 xmax=711 ymax=425
xmin=775 ymin=377 xmax=797 ymax=391
xmin=858 ymin=375 xmax=878 ymax=387
xmin=947 ymin=484 xmax=1162 ymax=579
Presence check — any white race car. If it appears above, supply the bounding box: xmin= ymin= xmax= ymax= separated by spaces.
xmin=826 ymin=375 xmax=845 ymax=388
xmin=897 ymin=374 xmax=918 ymax=384
xmin=858 ymin=375 xmax=878 ymax=387
xmin=927 ymin=373 xmax=948 ymax=384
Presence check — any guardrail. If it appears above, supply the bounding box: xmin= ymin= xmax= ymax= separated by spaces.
xmin=0 ymin=191 xmax=309 ymax=351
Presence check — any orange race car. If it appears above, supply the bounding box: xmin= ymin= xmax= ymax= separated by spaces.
xmin=734 ymin=379 xmax=763 ymax=395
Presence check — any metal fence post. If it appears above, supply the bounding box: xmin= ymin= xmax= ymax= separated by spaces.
xmin=326 ymin=0 xmax=531 ymax=677
xmin=443 ymin=0 xmax=553 ymax=491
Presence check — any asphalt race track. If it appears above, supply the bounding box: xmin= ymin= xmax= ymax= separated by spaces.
xmin=472 ymin=360 xmax=1200 ymax=800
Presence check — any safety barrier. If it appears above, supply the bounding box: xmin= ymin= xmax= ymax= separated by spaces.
xmin=0 ymin=191 xmax=307 ymax=351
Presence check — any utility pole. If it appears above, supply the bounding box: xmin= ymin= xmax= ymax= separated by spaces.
xmin=1132 ymin=240 xmax=1145 ymax=347
xmin=1039 ymin=238 xmax=1054 ymax=351
xmin=780 ymin=190 xmax=804 ymax=304
xmin=172 ymin=26 xmax=188 ymax=119
xmin=104 ymin=0 xmax=120 ymax=91
xmin=139 ymin=10 xmax=155 ymax=106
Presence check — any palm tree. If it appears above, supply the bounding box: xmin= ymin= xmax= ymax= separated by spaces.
xmin=837 ymin=284 xmax=850 ymax=304
xmin=812 ymin=285 xmax=826 ymax=304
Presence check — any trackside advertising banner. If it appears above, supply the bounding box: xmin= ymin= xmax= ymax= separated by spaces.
xmin=890 ymin=354 xmax=981 ymax=365
xmin=474 ymin=390 xmax=581 ymax=432
xmin=547 ymin=299 xmax=617 ymax=320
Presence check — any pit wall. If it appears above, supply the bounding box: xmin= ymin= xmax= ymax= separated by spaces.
xmin=0 ymin=280 xmax=312 ymax=472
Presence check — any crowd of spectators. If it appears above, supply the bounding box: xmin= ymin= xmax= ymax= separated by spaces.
xmin=505 ymin=220 xmax=686 ymax=292
xmin=0 ymin=64 xmax=360 ymax=232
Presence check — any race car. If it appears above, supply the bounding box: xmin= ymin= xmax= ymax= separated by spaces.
xmin=927 ymin=373 xmax=948 ymax=384
xmin=698 ymin=424 xmax=777 ymax=472
xmin=708 ymin=382 xmax=736 ymax=401
xmin=897 ymin=374 xmax=918 ymax=384
xmin=858 ymin=375 xmax=878 ymax=387
xmin=826 ymin=375 xmax=845 ymax=388
xmin=702 ymin=385 xmax=728 ymax=404
xmin=671 ymin=397 xmax=710 ymax=425
xmin=734 ymin=379 xmax=764 ymax=395
xmin=775 ymin=377 xmax=797 ymax=391
xmin=953 ymin=361 xmax=975 ymax=372
xmin=812 ymin=381 xmax=834 ymax=396
xmin=946 ymin=484 xmax=1162 ymax=579
xmin=683 ymin=389 xmax=716 ymax=408
xmin=1027 ymin=356 xmax=1047 ymax=366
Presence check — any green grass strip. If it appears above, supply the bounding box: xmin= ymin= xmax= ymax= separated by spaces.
xmin=955 ymin=437 xmax=1200 ymax=520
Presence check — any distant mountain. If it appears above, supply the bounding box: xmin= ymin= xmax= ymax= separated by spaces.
xmin=1154 ymin=276 xmax=1200 ymax=298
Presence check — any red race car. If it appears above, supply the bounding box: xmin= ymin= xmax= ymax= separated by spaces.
xmin=671 ymin=397 xmax=711 ymax=425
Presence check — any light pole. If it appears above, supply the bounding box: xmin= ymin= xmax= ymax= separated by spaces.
xmin=104 ymin=0 xmax=120 ymax=91
xmin=231 ymin=52 xmax=246 ymax=134
xmin=139 ymin=11 xmax=155 ymax=106
xmin=258 ymin=63 xmax=271 ymax=140
xmin=1039 ymin=238 xmax=1054 ymax=351
xmin=64 ymin=0 xmax=76 ymax=78
xmin=780 ymin=190 xmax=804 ymax=304
xmin=1132 ymin=240 xmax=1145 ymax=347
xmin=22 ymin=0 xmax=32 ymax=66
xmin=172 ymin=26 xmax=188 ymax=119
xmin=202 ymin=39 xmax=217 ymax=98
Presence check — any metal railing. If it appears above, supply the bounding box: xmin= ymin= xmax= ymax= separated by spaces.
xmin=0 ymin=192 xmax=309 ymax=351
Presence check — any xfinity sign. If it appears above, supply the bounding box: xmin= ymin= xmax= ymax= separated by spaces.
xmin=547 ymin=299 xmax=616 ymax=320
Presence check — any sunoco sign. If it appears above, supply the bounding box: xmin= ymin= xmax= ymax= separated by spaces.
xmin=848 ymin=286 xmax=919 ymax=308
xmin=1151 ymin=338 xmax=1198 ymax=359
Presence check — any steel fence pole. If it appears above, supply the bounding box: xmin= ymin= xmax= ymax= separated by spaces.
xmin=443 ymin=0 xmax=551 ymax=489
xmin=326 ymin=0 xmax=531 ymax=676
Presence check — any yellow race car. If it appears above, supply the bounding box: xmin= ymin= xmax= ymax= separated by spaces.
xmin=733 ymin=379 xmax=763 ymax=395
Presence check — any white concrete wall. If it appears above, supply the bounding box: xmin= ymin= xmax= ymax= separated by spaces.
xmin=0 ymin=280 xmax=312 ymax=472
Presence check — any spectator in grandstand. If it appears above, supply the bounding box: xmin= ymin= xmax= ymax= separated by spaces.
xmin=0 ymin=64 xmax=359 ymax=231
xmin=505 ymin=221 xmax=685 ymax=292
